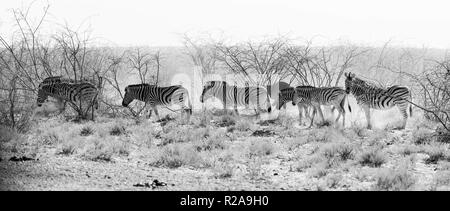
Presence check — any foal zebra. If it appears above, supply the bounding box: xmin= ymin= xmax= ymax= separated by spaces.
xmin=121 ymin=84 xmax=192 ymax=122
xmin=200 ymin=81 xmax=272 ymax=115
xmin=344 ymin=72 xmax=412 ymax=129
xmin=36 ymin=81 xmax=99 ymax=120
xmin=293 ymin=86 xmax=351 ymax=128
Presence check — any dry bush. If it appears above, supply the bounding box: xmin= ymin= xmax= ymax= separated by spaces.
xmin=307 ymin=127 xmax=348 ymax=143
xmin=412 ymin=128 xmax=434 ymax=145
xmin=398 ymin=144 xmax=420 ymax=156
xmin=358 ymin=149 xmax=387 ymax=167
xmin=349 ymin=122 xmax=368 ymax=138
xmin=373 ymin=167 xmax=415 ymax=191
xmin=248 ymin=139 xmax=276 ymax=157
xmin=326 ymin=174 xmax=343 ymax=189
xmin=213 ymin=163 xmax=234 ymax=179
xmin=234 ymin=119 xmax=256 ymax=132
xmin=423 ymin=144 xmax=449 ymax=164
xmin=109 ymin=125 xmax=128 ymax=136
xmin=319 ymin=142 xmax=356 ymax=169
xmin=81 ymin=137 xmax=130 ymax=162
xmin=194 ymin=132 xmax=229 ymax=151
xmin=80 ymin=126 xmax=95 ymax=136
xmin=309 ymin=162 xmax=329 ymax=178
xmin=0 ymin=126 xmax=19 ymax=143
xmin=160 ymin=126 xmax=212 ymax=146
xmin=293 ymin=155 xmax=324 ymax=172
xmin=285 ymin=137 xmax=308 ymax=151
xmin=152 ymin=144 xmax=206 ymax=168
xmin=431 ymin=170 xmax=450 ymax=190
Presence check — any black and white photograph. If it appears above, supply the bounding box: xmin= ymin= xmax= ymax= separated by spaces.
xmin=1 ymin=0 xmax=449 ymax=195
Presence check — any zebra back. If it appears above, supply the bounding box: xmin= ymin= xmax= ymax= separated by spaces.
xmin=294 ymin=86 xmax=346 ymax=105
xmin=123 ymin=83 xmax=189 ymax=107
xmin=201 ymin=80 xmax=271 ymax=111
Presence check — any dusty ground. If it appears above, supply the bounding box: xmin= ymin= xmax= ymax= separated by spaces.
xmin=1 ymin=105 xmax=450 ymax=191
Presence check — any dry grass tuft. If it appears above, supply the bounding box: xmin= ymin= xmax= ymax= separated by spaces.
xmin=358 ymin=149 xmax=386 ymax=167
xmin=373 ymin=167 xmax=415 ymax=191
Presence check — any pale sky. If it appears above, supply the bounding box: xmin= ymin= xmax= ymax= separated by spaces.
xmin=1 ymin=0 xmax=450 ymax=48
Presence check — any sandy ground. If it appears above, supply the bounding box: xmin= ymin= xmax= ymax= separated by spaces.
xmin=1 ymin=105 xmax=449 ymax=191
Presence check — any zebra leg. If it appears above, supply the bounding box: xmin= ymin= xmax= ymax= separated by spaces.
xmin=317 ymin=106 xmax=325 ymax=124
xmin=304 ymin=106 xmax=311 ymax=119
xmin=335 ymin=103 xmax=346 ymax=127
xmin=58 ymin=101 xmax=66 ymax=115
xmin=147 ymin=109 xmax=153 ymax=118
xmin=309 ymin=106 xmax=317 ymax=128
xmin=363 ymin=106 xmax=372 ymax=129
xmin=152 ymin=105 xmax=160 ymax=121
xmin=297 ymin=104 xmax=304 ymax=126
xmin=397 ymin=104 xmax=408 ymax=130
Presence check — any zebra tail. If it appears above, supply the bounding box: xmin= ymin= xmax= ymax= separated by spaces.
xmin=409 ymin=93 xmax=413 ymax=117
xmin=409 ymin=105 xmax=413 ymax=117
xmin=187 ymin=92 xmax=193 ymax=115
xmin=267 ymin=94 xmax=272 ymax=113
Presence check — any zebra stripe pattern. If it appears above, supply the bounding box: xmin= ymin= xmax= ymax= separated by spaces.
xmin=121 ymin=84 xmax=192 ymax=121
xmin=293 ymin=85 xmax=351 ymax=127
xmin=200 ymin=81 xmax=272 ymax=115
xmin=344 ymin=72 xmax=412 ymax=129
xmin=38 ymin=76 xmax=99 ymax=109
xmin=37 ymin=81 xmax=99 ymax=120
xmin=277 ymin=87 xmax=295 ymax=109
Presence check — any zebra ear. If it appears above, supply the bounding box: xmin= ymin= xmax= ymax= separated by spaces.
xmin=350 ymin=73 xmax=355 ymax=78
xmin=344 ymin=72 xmax=349 ymax=77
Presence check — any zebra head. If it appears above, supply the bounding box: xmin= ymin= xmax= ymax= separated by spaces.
xmin=344 ymin=72 xmax=357 ymax=94
xmin=200 ymin=81 xmax=222 ymax=103
xmin=36 ymin=88 xmax=49 ymax=107
xmin=122 ymin=86 xmax=135 ymax=107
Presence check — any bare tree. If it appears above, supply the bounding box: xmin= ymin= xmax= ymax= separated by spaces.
xmin=0 ymin=3 xmax=52 ymax=130
xmin=284 ymin=41 xmax=368 ymax=87
xmin=215 ymin=38 xmax=287 ymax=87
xmin=182 ymin=34 xmax=218 ymax=84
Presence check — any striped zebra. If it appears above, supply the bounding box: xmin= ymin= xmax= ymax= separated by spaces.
xmin=344 ymin=72 xmax=412 ymax=129
xmin=121 ymin=84 xmax=192 ymax=122
xmin=293 ymin=86 xmax=351 ymax=128
xmin=200 ymin=81 xmax=272 ymax=115
xmin=38 ymin=76 xmax=99 ymax=110
xmin=36 ymin=81 xmax=99 ymax=120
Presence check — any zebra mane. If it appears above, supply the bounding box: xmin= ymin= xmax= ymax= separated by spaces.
xmin=127 ymin=83 xmax=151 ymax=88
xmin=295 ymin=85 xmax=315 ymax=88
xmin=39 ymin=76 xmax=98 ymax=89
xmin=353 ymin=76 xmax=384 ymax=89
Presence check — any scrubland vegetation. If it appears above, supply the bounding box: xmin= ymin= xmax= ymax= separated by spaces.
xmin=1 ymin=2 xmax=449 ymax=190
xmin=1 ymin=107 xmax=449 ymax=190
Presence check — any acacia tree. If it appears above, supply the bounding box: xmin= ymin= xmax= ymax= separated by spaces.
xmin=284 ymin=41 xmax=368 ymax=87
xmin=0 ymin=3 xmax=52 ymax=130
xmin=182 ymin=34 xmax=218 ymax=84
xmin=215 ymin=38 xmax=287 ymax=87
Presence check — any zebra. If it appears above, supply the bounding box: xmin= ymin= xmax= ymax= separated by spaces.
xmin=344 ymin=72 xmax=412 ymax=129
xmin=121 ymin=84 xmax=192 ymax=122
xmin=293 ymin=86 xmax=351 ymax=128
xmin=200 ymin=81 xmax=272 ymax=115
xmin=36 ymin=82 xmax=99 ymax=120
xmin=38 ymin=76 xmax=100 ymax=110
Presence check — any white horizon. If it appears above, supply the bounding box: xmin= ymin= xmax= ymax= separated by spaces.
xmin=1 ymin=0 xmax=450 ymax=49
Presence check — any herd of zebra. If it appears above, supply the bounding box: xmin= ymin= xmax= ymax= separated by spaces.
xmin=34 ymin=72 xmax=413 ymax=130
